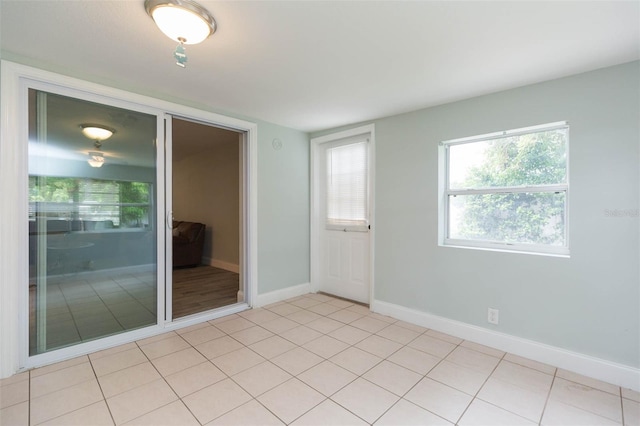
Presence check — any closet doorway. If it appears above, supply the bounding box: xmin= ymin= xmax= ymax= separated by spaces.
xmin=169 ymin=117 xmax=244 ymax=319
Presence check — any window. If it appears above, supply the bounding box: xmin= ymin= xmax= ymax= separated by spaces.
xmin=326 ymin=139 xmax=369 ymax=231
xmin=29 ymin=176 xmax=152 ymax=229
xmin=440 ymin=122 xmax=569 ymax=255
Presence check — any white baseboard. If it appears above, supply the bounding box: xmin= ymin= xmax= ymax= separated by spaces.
xmin=203 ymin=257 xmax=240 ymax=273
xmin=371 ymin=299 xmax=640 ymax=392
xmin=255 ymin=282 xmax=312 ymax=307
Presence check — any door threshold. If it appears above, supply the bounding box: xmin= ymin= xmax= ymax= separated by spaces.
xmin=166 ymin=302 xmax=251 ymax=330
xmin=317 ymin=292 xmax=369 ymax=308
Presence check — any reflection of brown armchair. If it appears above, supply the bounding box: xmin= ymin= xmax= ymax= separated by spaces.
xmin=172 ymin=221 xmax=206 ymax=268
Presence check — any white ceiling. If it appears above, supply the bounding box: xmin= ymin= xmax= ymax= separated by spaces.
xmin=1 ymin=1 xmax=638 ymax=133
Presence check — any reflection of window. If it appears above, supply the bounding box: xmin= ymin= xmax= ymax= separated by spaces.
xmin=29 ymin=176 xmax=151 ymax=229
xmin=326 ymin=140 xmax=369 ymax=231
xmin=440 ymin=122 xmax=569 ymax=255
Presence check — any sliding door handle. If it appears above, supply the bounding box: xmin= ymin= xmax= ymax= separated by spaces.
xmin=166 ymin=211 xmax=174 ymax=229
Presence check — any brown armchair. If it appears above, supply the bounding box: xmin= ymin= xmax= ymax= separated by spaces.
xmin=172 ymin=221 xmax=206 ymax=268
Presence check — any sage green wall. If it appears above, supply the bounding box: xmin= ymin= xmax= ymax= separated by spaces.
xmin=315 ymin=61 xmax=640 ymax=368
xmin=257 ymin=125 xmax=310 ymax=292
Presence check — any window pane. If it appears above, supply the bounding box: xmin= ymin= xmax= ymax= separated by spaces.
xmin=449 ymin=191 xmax=566 ymax=246
xmin=29 ymin=177 xmax=151 ymax=228
xmin=326 ymin=141 xmax=368 ymax=228
xmin=449 ymin=128 xmax=567 ymax=189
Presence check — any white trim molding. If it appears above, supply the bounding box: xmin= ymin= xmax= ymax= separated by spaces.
xmin=310 ymin=124 xmax=375 ymax=303
xmin=203 ymin=257 xmax=240 ymax=273
xmin=254 ymin=282 xmax=312 ymax=308
xmin=0 ymin=60 xmax=24 ymax=379
xmin=371 ymin=299 xmax=640 ymax=392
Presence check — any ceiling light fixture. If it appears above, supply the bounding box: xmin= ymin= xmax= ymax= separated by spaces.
xmin=81 ymin=124 xmax=114 ymax=141
xmin=81 ymin=124 xmax=114 ymax=167
xmin=144 ymin=0 xmax=217 ymax=68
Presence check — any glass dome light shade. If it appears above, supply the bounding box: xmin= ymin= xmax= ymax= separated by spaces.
xmin=146 ymin=0 xmax=216 ymax=45
xmin=87 ymin=151 xmax=105 ymax=168
xmin=81 ymin=125 xmax=114 ymax=141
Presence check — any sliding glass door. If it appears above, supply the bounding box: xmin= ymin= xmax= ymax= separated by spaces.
xmin=28 ymin=88 xmax=160 ymax=355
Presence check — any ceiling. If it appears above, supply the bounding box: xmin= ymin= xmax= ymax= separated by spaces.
xmin=2 ymin=1 xmax=639 ymax=133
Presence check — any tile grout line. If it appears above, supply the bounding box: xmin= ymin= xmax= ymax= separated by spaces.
xmin=199 ymin=305 xmax=327 ymax=425
xmin=224 ymin=361 xmax=293 ymax=425
xmin=281 ymin=389 xmax=328 ymax=425
xmin=307 ymin=306 xmax=411 ymax=424
xmin=361 ymin=328 xmax=454 ymax=424
xmin=364 ymin=324 xmax=501 ymax=424
xmin=257 ymin=300 xmax=396 ymax=424
xmin=620 ymin=386 xmax=625 ymax=426
xmin=538 ymin=370 xmax=558 ymax=425
xmin=87 ymin=354 xmax=117 ymax=426
xmin=30 ymin=357 xmax=112 ymax=425
xmin=452 ymin=349 xmax=506 ymax=424
xmin=163 ymin=342 xmax=234 ymax=422
xmin=552 ymin=372 xmax=625 ymax=424
xmin=28 ymin=370 xmax=32 ymax=426
xmin=131 ymin=335 xmax=203 ymax=425
xmin=93 ymin=278 xmax=155 ymax=332
xmin=57 ymin=280 xmax=83 ymax=348
xmin=299 ymin=302 xmax=465 ymax=424
xmin=467 ymin=353 xmax=552 ymax=425
xmin=175 ymin=317 xmax=292 ymax=424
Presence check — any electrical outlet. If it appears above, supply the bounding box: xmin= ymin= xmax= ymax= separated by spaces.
xmin=488 ymin=308 xmax=499 ymax=325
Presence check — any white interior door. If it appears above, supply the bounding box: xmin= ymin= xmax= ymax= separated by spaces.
xmin=313 ymin=127 xmax=373 ymax=304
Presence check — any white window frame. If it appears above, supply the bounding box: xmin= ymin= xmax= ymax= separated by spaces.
xmin=438 ymin=121 xmax=570 ymax=257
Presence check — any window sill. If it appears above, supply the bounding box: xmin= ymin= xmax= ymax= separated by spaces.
xmin=440 ymin=240 xmax=570 ymax=258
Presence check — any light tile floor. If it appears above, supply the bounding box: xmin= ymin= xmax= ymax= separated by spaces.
xmin=3 ymin=293 xmax=639 ymax=425
xmin=30 ymin=271 xmax=156 ymax=353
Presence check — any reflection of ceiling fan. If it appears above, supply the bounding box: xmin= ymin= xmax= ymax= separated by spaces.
xmin=81 ymin=124 xmax=114 ymax=168
xmin=29 ymin=122 xmax=129 ymax=167
xmin=28 ymin=142 xmax=130 ymax=167
xmin=87 ymin=146 xmax=105 ymax=168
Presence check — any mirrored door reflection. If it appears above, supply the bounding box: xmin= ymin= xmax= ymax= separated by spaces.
xmin=28 ymin=89 xmax=158 ymax=355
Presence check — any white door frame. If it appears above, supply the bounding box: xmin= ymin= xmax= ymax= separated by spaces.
xmin=310 ymin=124 xmax=375 ymax=303
xmin=0 ymin=61 xmax=259 ymax=378
xmin=165 ymin=115 xmax=251 ymax=321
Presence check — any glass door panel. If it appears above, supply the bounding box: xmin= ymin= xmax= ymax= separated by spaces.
xmin=28 ymin=89 xmax=158 ymax=355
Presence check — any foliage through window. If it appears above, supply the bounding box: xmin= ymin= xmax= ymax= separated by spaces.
xmin=29 ymin=176 xmax=152 ymax=229
xmin=441 ymin=122 xmax=569 ymax=255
